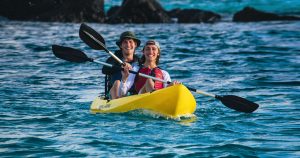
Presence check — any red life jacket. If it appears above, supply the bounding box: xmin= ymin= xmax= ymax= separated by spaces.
xmin=135 ymin=67 xmax=164 ymax=92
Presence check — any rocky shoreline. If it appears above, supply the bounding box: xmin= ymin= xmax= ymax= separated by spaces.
xmin=0 ymin=0 xmax=299 ymax=23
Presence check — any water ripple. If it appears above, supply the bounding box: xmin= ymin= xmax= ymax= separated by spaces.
xmin=0 ymin=20 xmax=299 ymax=157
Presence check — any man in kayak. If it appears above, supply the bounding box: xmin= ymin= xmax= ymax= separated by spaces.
xmin=119 ymin=40 xmax=179 ymax=96
xmin=102 ymin=31 xmax=141 ymax=99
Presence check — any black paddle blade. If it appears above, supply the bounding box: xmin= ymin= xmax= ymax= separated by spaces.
xmin=215 ymin=95 xmax=259 ymax=113
xmin=79 ymin=23 xmax=106 ymax=50
xmin=52 ymin=45 xmax=92 ymax=63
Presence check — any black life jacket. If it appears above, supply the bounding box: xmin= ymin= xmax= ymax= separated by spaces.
xmin=102 ymin=50 xmax=140 ymax=99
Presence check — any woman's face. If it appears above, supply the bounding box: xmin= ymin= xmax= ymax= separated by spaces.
xmin=143 ymin=45 xmax=159 ymax=62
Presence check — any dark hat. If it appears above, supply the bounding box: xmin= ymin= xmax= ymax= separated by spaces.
xmin=116 ymin=31 xmax=141 ymax=47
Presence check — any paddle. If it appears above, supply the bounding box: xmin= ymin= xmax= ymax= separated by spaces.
xmin=52 ymin=45 xmax=93 ymax=63
xmin=78 ymin=24 xmax=259 ymax=113
xmin=52 ymin=45 xmax=176 ymax=85
xmin=79 ymin=23 xmax=124 ymax=65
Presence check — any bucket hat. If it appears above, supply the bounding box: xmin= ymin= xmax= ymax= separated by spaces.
xmin=116 ymin=31 xmax=141 ymax=47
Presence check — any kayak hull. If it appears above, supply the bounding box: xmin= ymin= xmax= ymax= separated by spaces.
xmin=90 ymin=84 xmax=197 ymax=118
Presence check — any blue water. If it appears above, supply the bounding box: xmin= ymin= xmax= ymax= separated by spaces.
xmin=1 ymin=1 xmax=300 ymax=156
xmin=105 ymin=0 xmax=300 ymax=16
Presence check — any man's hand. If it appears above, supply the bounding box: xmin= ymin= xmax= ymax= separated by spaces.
xmin=121 ymin=63 xmax=132 ymax=83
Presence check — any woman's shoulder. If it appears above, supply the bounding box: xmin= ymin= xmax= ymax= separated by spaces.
xmin=161 ymin=69 xmax=170 ymax=75
xmin=156 ymin=67 xmax=168 ymax=73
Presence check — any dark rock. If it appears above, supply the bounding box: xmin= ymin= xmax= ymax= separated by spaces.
xmin=0 ymin=0 xmax=105 ymax=22
xmin=107 ymin=0 xmax=171 ymax=23
xmin=168 ymin=9 xmax=221 ymax=23
xmin=233 ymin=7 xmax=300 ymax=22
xmin=167 ymin=8 xmax=182 ymax=18
xmin=107 ymin=6 xmax=121 ymax=18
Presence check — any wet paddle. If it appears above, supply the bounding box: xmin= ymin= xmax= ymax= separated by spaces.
xmin=52 ymin=45 xmax=93 ymax=63
xmin=52 ymin=45 xmax=174 ymax=86
xmin=78 ymin=23 xmax=259 ymax=113
xmin=79 ymin=23 xmax=124 ymax=65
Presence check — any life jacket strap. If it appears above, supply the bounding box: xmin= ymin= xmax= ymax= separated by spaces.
xmin=104 ymin=75 xmax=108 ymax=100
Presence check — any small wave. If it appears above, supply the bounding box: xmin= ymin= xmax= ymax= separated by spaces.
xmin=23 ymin=43 xmax=51 ymax=52
xmin=207 ymin=143 xmax=256 ymax=154
xmin=128 ymin=109 xmax=197 ymax=121
xmin=256 ymin=81 xmax=300 ymax=86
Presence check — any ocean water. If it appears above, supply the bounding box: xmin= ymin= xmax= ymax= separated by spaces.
xmin=105 ymin=0 xmax=300 ymax=16
xmin=1 ymin=20 xmax=299 ymax=157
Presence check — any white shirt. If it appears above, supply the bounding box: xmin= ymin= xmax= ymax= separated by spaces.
xmin=119 ymin=67 xmax=171 ymax=96
xmin=119 ymin=63 xmax=139 ymax=96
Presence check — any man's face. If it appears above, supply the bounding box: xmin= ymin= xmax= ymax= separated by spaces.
xmin=121 ymin=38 xmax=137 ymax=55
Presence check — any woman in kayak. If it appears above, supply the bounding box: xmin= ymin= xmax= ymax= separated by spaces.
xmin=102 ymin=31 xmax=141 ymax=99
xmin=119 ymin=40 xmax=179 ymax=97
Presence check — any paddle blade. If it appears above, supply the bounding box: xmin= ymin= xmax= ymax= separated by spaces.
xmin=215 ymin=95 xmax=259 ymax=113
xmin=79 ymin=23 xmax=106 ymax=50
xmin=52 ymin=45 xmax=92 ymax=63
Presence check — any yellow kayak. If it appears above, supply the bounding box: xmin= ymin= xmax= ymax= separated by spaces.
xmin=90 ymin=84 xmax=197 ymax=118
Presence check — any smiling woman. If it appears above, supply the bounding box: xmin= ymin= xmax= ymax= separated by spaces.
xmin=130 ymin=40 xmax=178 ymax=95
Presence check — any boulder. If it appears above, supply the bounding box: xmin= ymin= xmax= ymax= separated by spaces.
xmin=167 ymin=8 xmax=181 ymax=18
xmin=107 ymin=0 xmax=171 ymax=23
xmin=107 ymin=6 xmax=121 ymax=18
xmin=233 ymin=7 xmax=300 ymax=22
xmin=0 ymin=0 xmax=105 ymax=22
xmin=168 ymin=9 xmax=221 ymax=23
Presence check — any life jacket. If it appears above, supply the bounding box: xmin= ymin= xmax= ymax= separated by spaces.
xmin=135 ymin=67 xmax=164 ymax=93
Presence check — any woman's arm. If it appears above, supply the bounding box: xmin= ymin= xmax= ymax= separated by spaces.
xmin=162 ymin=70 xmax=171 ymax=88
xmin=162 ymin=70 xmax=180 ymax=87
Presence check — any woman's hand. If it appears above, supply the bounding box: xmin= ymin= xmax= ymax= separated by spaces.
xmin=121 ymin=63 xmax=132 ymax=83
xmin=167 ymin=80 xmax=181 ymax=87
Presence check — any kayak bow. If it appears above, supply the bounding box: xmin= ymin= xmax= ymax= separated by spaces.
xmin=90 ymin=84 xmax=197 ymax=118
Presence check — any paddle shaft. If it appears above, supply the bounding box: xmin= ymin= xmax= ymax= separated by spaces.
xmin=52 ymin=43 xmax=170 ymax=88
xmin=94 ymin=60 xmax=216 ymax=97
xmin=83 ymin=30 xmax=124 ymax=65
xmin=94 ymin=60 xmax=168 ymax=83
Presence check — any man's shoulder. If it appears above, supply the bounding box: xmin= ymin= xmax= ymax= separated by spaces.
xmin=102 ymin=50 xmax=123 ymax=75
xmin=133 ymin=54 xmax=141 ymax=65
